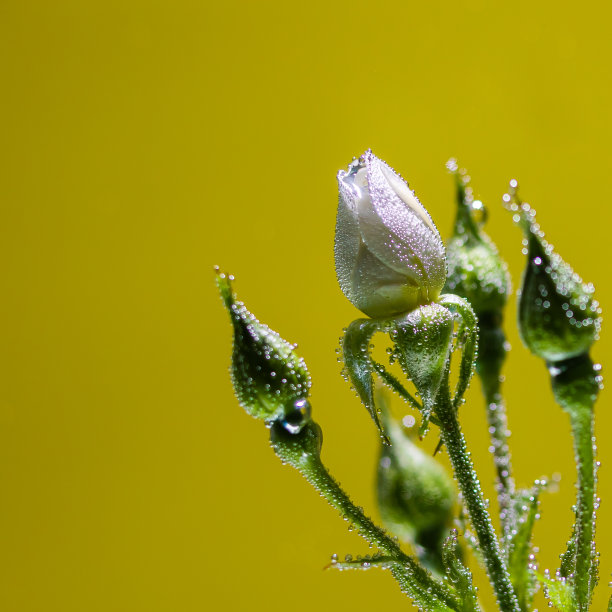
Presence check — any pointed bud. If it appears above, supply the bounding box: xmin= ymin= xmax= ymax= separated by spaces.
xmin=505 ymin=185 xmax=601 ymax=363
xmin=377 ymin=416 xmax=456 ymax=573
xmin=444 ymin=161 xmax=511 ymax=315
xmin=217 ymin=271 xmax=311 ymax=429
xmin=335 ymin=150 xmax=446 ymax=318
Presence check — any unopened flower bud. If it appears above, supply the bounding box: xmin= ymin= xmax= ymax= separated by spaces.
xmin=335 ymin=150 xmax=446 ymax=318
xmin=445 ymin=161 xmax=511 ymax=315
xmin=377 ymin=416 xmax=456 ymax=573
xmin=505 ymin=185 xmax=601 ymax=363
xmin=217 ymin=271 xmax=311 ymax=428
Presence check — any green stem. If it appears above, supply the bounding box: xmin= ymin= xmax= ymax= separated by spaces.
xmin=476 ymin=313 xmax=515 ymax=539
xmin=568 ymin=406 xmax=595 ymax=610
xmin=548 ymin=354 xmax=599 ymax=610
xmin=270 ymin=421 xmax=460 ymax=612
xmin=435 ymin=384 xmax=520 ymax=612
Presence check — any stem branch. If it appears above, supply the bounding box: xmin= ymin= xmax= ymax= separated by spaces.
xmin=270 ymin=422 xmax=459 ymax=611
xmin=476 ymin=315 xmax=515 ymax=539
xmin=435 ymin=384 xmax=520 ymax=612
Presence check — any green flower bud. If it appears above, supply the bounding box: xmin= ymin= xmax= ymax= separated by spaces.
xmin=444 ymin=160 xmax=511 ymax=315
xmin=505 ymin=184 xmax=601 ymax=363
xmin=377 ymin=416 xmax=456 ymax=572
xmin=217 ymin=270 xmax=311 ymax=428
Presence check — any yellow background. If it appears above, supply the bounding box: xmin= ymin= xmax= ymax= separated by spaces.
xmin=0 ymin=1 xmax=610 ymax=610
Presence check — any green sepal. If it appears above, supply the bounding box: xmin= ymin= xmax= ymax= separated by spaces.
xmin=371 ymin=359 xmax=422 ymax=411
xmin=391 ymin=303 xmax=455 ymax=435
xmin=444 ymin=162 xmax=511 ymax=314
xmin=377 ymin=417 xmax=457 ymax=574
xmin=341 ymin=317 xmax=391 ymax=444
xmin=536 ymin=572 xmax=576 ymax=612
xmin=505 ymin=481 xmax=546 ymax=611
xmin=270 ymin=420 xmax=323 ymax=469
xmin=442 ymin=530 xmax=479 ymax=612
xmin=506 ymin=189 xmax=601 ymax=363
xmin=328 ymin=553 xmax=395 ymax=572
xmin=548 ymin=354 xmax=600 ymax=418
xmin=217 ymin=271 xmax=311 ymax=426
xmin=439 ymin=294 xmax=478 ymax=409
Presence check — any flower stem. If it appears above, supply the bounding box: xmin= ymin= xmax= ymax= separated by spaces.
xmin=434 ymin=383 xmax=520 ymax=612
xmin=548 ymin=354 xmax=599 ymax=610
xmin=476 ymin=313 xmax=515 ymax=538
xmin=270 ymin=421 xmax=460 ymax=612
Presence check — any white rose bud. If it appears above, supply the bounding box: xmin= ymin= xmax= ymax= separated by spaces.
xmin=335 ymin=150 xmax=447 ymax=318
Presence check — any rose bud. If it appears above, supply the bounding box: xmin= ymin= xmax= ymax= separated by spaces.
xmin=334 ymin=150 xmax=447 ymax=318
xmin=444 ymin=160 xmax=511 ymax=316
xmin=217 ymin=270 xmax=311 ymax=430
xmin=505 ymin=185 xmax=601 ymax=363
xmin=377 ymin=415 xmax=457 ymax=573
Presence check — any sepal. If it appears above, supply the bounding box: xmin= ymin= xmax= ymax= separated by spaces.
xmin=392 ymin=303 xmax=455 ymax=434
xmin=341 ymin=317 xmax=391 ymax=443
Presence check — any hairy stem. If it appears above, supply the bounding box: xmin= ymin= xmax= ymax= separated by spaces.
xmin=435 ymin=384 xmax=520 ymax=612
xmin=549 ymin=354 xmax=599 ymax=610
xmin=476 ymin=313 xmax=515 ymax=539
xmin=270 ymin=421 xmax=460 ymax=612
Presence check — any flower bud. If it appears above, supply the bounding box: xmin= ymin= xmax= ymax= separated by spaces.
xmin=377 ymin=416 xmax=456 ymax=573
xmin=335 ymin=150 xmax=447 ymax=318
xmin=505 ymin=185 xmax=601 ymax=363
xmin=217 ymin=271 xmax=311 ymax=428
xmin=444 ymin=161 xmax=511 ymax=315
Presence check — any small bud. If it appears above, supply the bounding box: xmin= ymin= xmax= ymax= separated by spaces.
xmin=377 ymin=416 xmax=456 ymax=573
xmin=217 ymin=271 xmax=311 ymax=427
xmin=444 ymin=162 xmax=511 ymax=315
xmin=505 ymin=186 xmax=601 ymax=363
xmin=335 ymin=150 xmax=446 ymax=318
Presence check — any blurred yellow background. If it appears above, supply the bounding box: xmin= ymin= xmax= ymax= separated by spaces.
xmin=0 ymin=1 xmax=610 ymax=610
